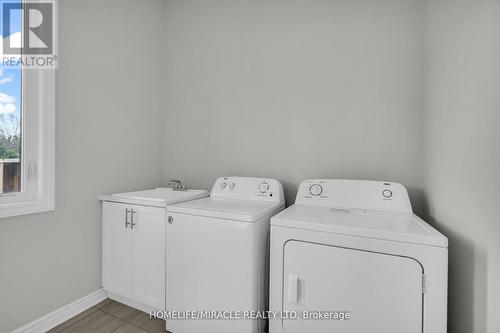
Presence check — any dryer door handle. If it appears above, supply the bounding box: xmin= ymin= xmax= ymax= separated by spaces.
xmin=288 ymin=274 xmax=299 ymax=304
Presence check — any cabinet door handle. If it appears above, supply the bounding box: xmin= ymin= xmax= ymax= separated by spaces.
xmin=125 ymin=208 xmax=131 ymax=228
xmin=131 ymin=209 xmax=136 ymax=229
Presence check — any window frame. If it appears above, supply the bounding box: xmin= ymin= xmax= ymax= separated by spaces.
xmin=0 ymin=0 xmax=56 ymax=218
xmin=0 ymin=69 xmax=55 ymax=218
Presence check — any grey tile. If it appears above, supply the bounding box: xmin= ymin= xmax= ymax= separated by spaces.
xmin=100 ymin=301 xmax=140 ymax=321
xmin=59 ymin=310 xmax=126 ymax=333
xmin=112 ymin=323 xmax=150 ymax=333
xmin=93 ymin=298 xmax=113 ymax=309
xmin=47 ymin=307 xmax=98 ymax=333
xmin=128 ymin=311 xmax=166 ymax=333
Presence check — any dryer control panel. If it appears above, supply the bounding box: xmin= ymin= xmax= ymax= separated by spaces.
xmin=211 ymin=176 xmax=284 ymax=204
xmin=295 ymin=179 xmax=412 ymax=214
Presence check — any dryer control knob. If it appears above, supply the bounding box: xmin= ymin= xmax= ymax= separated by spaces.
xmin=259 ymin=182 xmax=270 ymax=193
xmin=309 ymin=184 xmax=323 ymax=196
xmin=229 ymin=182 xmax=236 ymax=190
xmin=220 ymin=182 xmax=227 ymax=189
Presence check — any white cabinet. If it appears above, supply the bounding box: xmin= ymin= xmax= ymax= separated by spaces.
xmin=102 ymin=202 xmax=133 ymax=299
xmin=131 ymin=204 xmax=166 ymax=309
xmin=102 ymin=201 xmax=165 ymax=310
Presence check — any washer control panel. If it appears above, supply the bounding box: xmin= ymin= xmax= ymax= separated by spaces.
xmin=296 ymin=179 xmax=412 ymax=214
xmin=211 ymin=177 xmax=284 ymax=203
xmin=259 ymin=182 xmax=270 ymax=193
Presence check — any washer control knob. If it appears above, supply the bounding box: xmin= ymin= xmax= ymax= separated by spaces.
xmin=309 ymin=184 xmax=323 ymax=196
xmin=259 ymin=182 xmax=270 ymax=193
xmin=220 ymin=182 xmax=227 ymax=189
xmin=382 ymin=189 xmax=393 ymax=198
xmin=229 ymin=182 xmax=236 ymax=190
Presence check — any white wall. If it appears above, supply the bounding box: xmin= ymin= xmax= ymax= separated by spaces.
xmin=162 ymin=0 xmax=426 ymax=212
xmin=424 ymin=1 xmax=500 ymax=332
xmin=0 ymin=0 xmax=165 ymax=331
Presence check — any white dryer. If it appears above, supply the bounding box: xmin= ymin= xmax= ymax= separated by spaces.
xmin=166 ymin=176 xmax=285 ymax=333
xmin=269 ymin=179 xmax=448 ymax=333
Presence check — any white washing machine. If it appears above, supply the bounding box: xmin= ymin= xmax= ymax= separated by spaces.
xmin=269 ymin=179 xmax=448 ymax=333
xmin=166 ymin=176 xmax=285 ymax=333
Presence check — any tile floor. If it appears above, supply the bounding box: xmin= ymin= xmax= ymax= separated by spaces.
xmin=47 ymin=299 xmax=167 ymax=333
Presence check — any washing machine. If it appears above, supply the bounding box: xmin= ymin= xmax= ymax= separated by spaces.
xmin=166 ymin=176 xmax=285 ymax=333
xmin=269 ymin=179 xmax=448 ymax=333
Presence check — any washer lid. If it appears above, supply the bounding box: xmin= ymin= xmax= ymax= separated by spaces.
xmin=271 ymin=204 xmax=448 ymax=248
xmin=167 ymin=197 xmax=284 ymax=222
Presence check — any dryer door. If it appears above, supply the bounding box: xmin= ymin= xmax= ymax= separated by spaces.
xmin=283 ymin=240 xmax=423 ymax=333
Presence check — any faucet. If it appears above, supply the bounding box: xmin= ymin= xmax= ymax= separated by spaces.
xmin=167 ymin=179 xmax=188 ymax=191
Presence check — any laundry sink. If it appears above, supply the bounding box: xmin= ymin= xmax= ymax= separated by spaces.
xmin=99 ymin=187 xmax=209 ymax=207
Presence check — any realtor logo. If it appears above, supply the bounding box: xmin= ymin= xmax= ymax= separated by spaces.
xmin=3 ymin=1 xmax=53 ymax=54
xmin=1 ymin=0 xmax=57 ymax=68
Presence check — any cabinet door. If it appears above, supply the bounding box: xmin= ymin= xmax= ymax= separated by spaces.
xmin=102 ymin=202 xmax=132 ymax=298
xmin=131 ymin=205 xmax=166 ymax=310
xmin=283 ymin=241 xmax=423 ymax=333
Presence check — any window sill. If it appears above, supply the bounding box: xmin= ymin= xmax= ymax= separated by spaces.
xmin=0 ymin=198 xmax=54 ymax=219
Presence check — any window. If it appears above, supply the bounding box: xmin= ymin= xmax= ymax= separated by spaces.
xmin=0 ymin=67 xmax=21 ymax=194
xmin=0 ymin=0 xmax=55 ymax=218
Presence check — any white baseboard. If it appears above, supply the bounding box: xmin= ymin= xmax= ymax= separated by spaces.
xmin=10 ymin=289 xmax=108 ymax=333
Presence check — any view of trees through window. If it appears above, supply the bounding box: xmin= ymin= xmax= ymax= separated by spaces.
xmin=0 ymin=68 xmax=22 ymax=194
xmin=0 ymin=2 xmax=22 ymax=194
xmin=0 ymin=96 xmax=21 ymax=159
